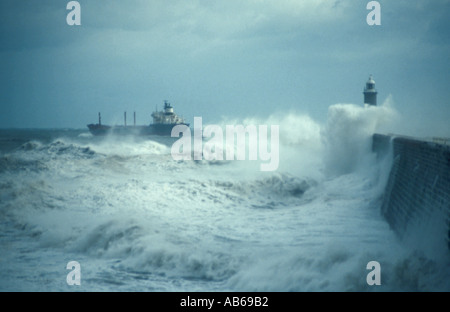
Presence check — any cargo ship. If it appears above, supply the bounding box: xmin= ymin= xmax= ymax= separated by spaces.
xmin=87 ymin=101 xmax=189 ymax=136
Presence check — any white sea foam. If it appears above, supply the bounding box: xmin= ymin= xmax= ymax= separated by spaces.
xmin=0 ymin=105 xmax=448 ymax=292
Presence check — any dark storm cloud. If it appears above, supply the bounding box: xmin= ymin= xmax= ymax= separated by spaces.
xmin=0 ymin=0 xmax=449 ymax=136
xmin=0 ymin=1 xmax=81 ymax=51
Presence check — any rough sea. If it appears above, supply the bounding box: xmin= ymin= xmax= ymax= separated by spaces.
xmin=1 ymin=104 xmax=449 ymax=292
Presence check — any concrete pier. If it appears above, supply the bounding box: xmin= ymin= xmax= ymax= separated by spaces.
xmin=372 ymin=133 xmax=450 ymax=252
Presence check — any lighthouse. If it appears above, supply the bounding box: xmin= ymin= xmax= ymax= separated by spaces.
xmin=363 ymin=75 xmax=377 ymax=106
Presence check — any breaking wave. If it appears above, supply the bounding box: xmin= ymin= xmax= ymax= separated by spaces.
xmin=1 ymin=101 xmax=448 ymax=292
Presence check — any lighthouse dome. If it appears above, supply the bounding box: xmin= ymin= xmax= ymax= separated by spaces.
xmin=365 ymin=75 xmax=376 ymax=91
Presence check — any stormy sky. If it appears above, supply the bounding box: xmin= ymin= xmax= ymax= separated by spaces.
xmin=0 ymin=0 xmax=449 ymax=137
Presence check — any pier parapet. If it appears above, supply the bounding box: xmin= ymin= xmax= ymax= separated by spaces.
xmin=373 ymin=133 xmax=450 ymax=253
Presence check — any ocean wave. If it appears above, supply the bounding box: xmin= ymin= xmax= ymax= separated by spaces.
xmin=85 ymin=137 xmax=172 ymax=158
xmin=67 ymin=218 xmax=239 ymax=282
xmin=16 ymin=140 xmax=43 ymax=151
xmin=12 ymin=139 xmax=97 ymax=160
xmin=46 ymin=140 xmax=97 ymax=158
xmin=1 ymin=104 xmax=448 ymax=292
xmin=126 ymin=246 xmax=239 ymax=282
xmin=0 ymin=155 xmax=48 ymax=173
xmin=0 ymin=139 xmax=99 ymax=174
xmin=213 ymin=173 xmax=317 ymax=206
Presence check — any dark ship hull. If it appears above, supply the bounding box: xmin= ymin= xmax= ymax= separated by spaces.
xmin=87 ymin=123 xmax=190 ymax=137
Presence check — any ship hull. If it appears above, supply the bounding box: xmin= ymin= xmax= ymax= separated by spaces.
xmin=87 ymin=123 xmax=189 ymax=137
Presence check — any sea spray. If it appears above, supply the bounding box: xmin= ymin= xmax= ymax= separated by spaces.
xmin=322 ymin=101 xmax=397 ymax=176
xmin=0 ymin=106 xmax=448 ymax=291
xmin=202 ymin=112 xmax=323 ymax=178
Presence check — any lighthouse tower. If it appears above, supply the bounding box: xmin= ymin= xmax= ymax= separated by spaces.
xmin=363 ymin=75 xmax=377 ymax=106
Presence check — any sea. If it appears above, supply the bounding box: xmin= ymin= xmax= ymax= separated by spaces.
xmin=0 ymin=104 xmax=449 ymax=292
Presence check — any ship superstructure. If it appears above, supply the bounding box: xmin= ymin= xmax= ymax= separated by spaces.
xmin=151 ymin=101 xmax=186 ymax=125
